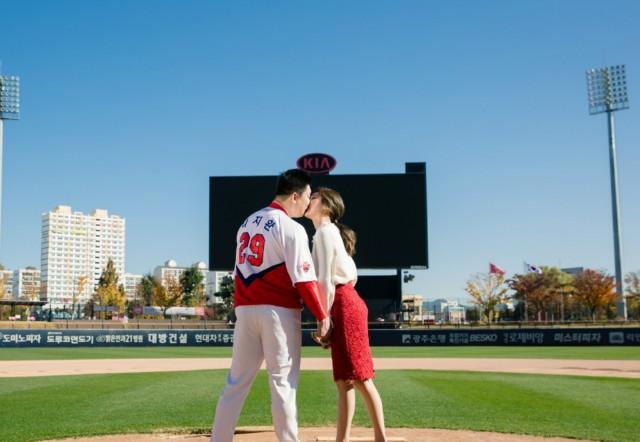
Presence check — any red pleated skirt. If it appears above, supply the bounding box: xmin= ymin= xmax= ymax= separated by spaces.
xmin=330 ymin=283 xmax=375 ymax=381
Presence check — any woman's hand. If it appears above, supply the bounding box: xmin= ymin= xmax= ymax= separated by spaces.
xmin=311 ymin=318 xmax=333 ymax=349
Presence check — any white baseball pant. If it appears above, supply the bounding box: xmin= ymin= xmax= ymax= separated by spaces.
xmin=211 ymin=305 xmax=302 ymax=442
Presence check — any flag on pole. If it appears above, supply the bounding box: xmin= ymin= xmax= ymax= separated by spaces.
xmin=489 ymin=262 xmax=505 ymax=276
xmin=524 ymin=262 xmax=542 ymax=274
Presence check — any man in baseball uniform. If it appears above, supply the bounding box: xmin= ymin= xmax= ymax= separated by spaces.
xmin=211 ymin=169 xmax=331 ymax=442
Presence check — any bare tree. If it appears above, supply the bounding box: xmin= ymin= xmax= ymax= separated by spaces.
xmin=624 ymin=270 xmax=640 ymax=319
xmin=625 ymin=271 xmax=640 ymax=297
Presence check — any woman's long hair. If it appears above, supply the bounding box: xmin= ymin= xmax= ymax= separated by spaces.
xmin=316 ymin=187 xmax=356 ymax=256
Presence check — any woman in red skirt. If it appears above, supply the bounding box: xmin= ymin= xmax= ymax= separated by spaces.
xmin=305 ymin=187 xmax=387 ymax=442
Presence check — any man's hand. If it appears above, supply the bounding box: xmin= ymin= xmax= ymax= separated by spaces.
xmin=317 ymin=317 xmax=331 ymax=340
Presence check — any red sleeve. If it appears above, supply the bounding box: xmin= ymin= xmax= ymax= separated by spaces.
xmin=295 ymin=281 xmax=328 ymax=321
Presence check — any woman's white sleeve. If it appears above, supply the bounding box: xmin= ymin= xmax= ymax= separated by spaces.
xmin=315 ymin=229 xmax=336 ymax=314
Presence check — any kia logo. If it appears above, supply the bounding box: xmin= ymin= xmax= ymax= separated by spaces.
xmin=297 ymin=153 xmax=337 ymax=175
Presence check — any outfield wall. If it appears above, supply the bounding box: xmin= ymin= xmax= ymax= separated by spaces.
xmin=1 ymin=327 xmax=639 ymax=347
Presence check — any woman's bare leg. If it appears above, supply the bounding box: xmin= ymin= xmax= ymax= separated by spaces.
xmin=335 ymin=380 xmax=356 ymax=442
xmin=354 ymin=379 xmax=387 ymax=442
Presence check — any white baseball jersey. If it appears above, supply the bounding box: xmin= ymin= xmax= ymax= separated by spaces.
xmin=234 ymin=202 xmax=318 ymax=310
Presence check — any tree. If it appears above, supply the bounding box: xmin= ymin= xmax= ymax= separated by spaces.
xmin=573 ymin=269 xmax=616 ymax=322
xmin=0 ymin=271 xmax=6 ymax=300
xmin=99 ymin=259 xmax=119 ymax=288
xmin=72 ymin=275 xmax=88 ymax=319
xmin=214 ymin=275 xmax=235 ymax=321
xmin=508 ymin=267 xmax=573 ymax=322
xmin=465 ymin=272 xmax=508 ymax=323
xmin=154 ymin=273 xmax=182 ymax=316
xmin=625 ymin=271 xmax=640 ymax=298
xmin=39 ymin=281 xmax=49 ymax=320
xmin=624 ymin=270 xmax=640 ymax=319
xmin=465 ymin=306 xmax=480 ymax=322
xmin=22 ymin=282 xmax=39 ymax=321
xmin=83 ymin=298 xmax=96 ymax=318
xmin=538 ymin=267 xmax=574 ymax=321
xmin=92 ymin=259 xmax=126 ymax=317
xmin=509 ymin=273 xmax=545 ymax=321
xmin=95 ymin=284 xmax=126 ymax=314
xmin=181 ymin=265 xmax=205 ymax=307
xmin=137 ymin=273 xmax=155 ymax=306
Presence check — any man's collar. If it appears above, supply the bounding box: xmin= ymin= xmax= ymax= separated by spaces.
xmin=268 ymin=201 xmax=288 ymax=215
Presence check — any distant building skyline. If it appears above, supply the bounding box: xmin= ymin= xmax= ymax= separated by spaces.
xmin=153 ymin=259 xmax=208 ymax=288
xmin=41 ymin=205 xmax=125 ymax=309
xmin=123 ymin=272 xmax=142 ymax=302
xmin=12 ymin=267 xmax=40 ymax=300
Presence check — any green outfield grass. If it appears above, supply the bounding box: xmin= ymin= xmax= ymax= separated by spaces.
xmin=0 ymin=370 xmax=638 ymax=442
xmin=1 ymin=345 xmax=639 ymax=360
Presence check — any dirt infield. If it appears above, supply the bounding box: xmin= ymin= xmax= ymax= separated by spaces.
xmin=2 ymin=357 xmax=640 ymax=378
xmin=43 ymin=426 xmax=591 ymax=442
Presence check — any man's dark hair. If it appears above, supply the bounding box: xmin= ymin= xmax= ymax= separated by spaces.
xmin=275 ymin=169 xmax=312 ymax=196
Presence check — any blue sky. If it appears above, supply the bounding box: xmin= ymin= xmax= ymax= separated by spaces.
xmin=1 ymin=0 xmax=639 ymax=301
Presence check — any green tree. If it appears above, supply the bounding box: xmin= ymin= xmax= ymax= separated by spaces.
xmin=137 ymin=273 xmax=155 ymax=306
xmin=214 ymin=275 xmax=235 ymax=321
xmin=181 ymin=265 xmax=205 ymax=307
xmin=465 ymin=306 xmax=480 ymax=322
xmin=99 ymin=259 xmax=119 ymax=287
xmin=465 ymin=272 xmax=508 ymax=323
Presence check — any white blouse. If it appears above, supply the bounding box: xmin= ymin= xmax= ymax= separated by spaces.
xmin=311 ymin=223 xmax=358 ymax=314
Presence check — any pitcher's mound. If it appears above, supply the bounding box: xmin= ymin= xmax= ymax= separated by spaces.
xmin=44 ymin=426 xmax=590 ymax=442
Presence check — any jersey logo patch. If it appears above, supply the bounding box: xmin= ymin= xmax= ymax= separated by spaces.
xmin=301 ymin=261 xmax=311 ymax=273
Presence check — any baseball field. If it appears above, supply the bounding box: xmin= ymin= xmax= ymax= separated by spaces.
xmin=1 ymin=346 xmax=639 ymax=442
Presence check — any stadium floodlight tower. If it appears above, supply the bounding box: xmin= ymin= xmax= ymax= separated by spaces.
xmin=0 ymin=75 xmax=20 ymax=247
xmin=586 ymin=64 xmax=629 ymax=320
